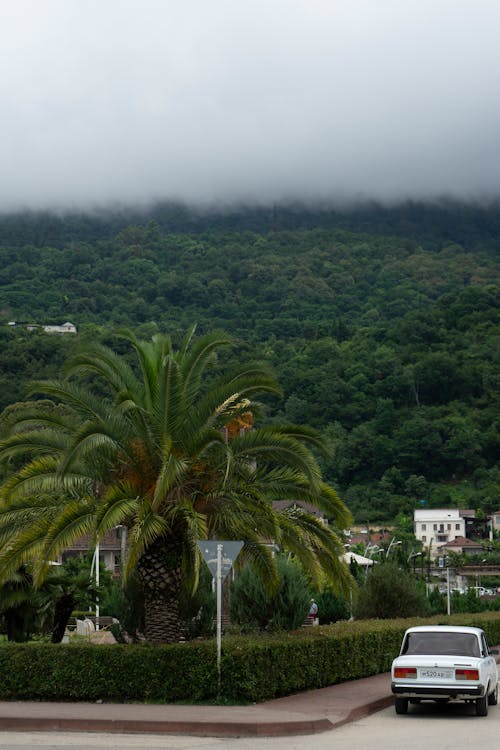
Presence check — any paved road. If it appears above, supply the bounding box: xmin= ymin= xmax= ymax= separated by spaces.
xmin=2 ymin=701 xmax=500 ymax=750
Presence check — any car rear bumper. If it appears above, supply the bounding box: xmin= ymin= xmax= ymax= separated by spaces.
xmin=392 ymin=682 xmax=484 ymax=700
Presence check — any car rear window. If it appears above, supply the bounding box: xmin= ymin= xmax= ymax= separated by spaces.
xmin=402 ymin=632 xmax=481 ymax=657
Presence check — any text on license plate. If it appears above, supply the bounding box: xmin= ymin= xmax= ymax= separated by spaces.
xmin=418 ymin=668 xmax=454 ymax=680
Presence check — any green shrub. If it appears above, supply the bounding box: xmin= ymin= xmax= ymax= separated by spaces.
xmin=230 ymin=555 xmax=311 ymax=631
xmin=427 ymin=588 xmax=446 ymax=615
xmin=451 ymin=589 xmax=488 ymax=613
xmin=354 ymin=562 xmax=430 ymax=619
xmin=313 ymin=590 xmax=350 ymax=623
xmin=0 ymin=612 xmax=499 ymax=704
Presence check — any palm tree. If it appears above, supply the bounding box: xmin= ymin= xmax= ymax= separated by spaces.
xmin=0 ymin=327 xmax=352 ymax=642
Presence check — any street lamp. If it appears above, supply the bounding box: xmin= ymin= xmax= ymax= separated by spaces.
xmin=386 ymin=538 xmax=402 ymax=557
xmin=408 ymin=551 xmax=423 ymax=576
xmin=365 ymin=544 xmax=382 ymax=558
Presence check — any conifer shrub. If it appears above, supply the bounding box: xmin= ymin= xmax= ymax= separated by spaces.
xmin=230 ymin=556 xmax=311 ymax=631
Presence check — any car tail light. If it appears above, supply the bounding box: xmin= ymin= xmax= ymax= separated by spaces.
xmin=394 ymin=667 xmax=417 ymax=679
xmin=455 ymin=669 xmax=480 ymax=680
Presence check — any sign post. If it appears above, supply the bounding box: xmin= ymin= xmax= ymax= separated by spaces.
xmin=197 ymin=540 xmax=243 ymax=691
xmin=90 ymin=541 xmax=100 ymax=631
xmin=216 ymin=544 xmax=222 ymax=683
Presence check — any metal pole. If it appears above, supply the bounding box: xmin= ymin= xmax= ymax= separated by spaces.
xmin=446 ymin=565 xmax=451 ymax=615
xmin=216 ymin=543 xmax=222 ymax=692
xmin=120 ymin=526 xmax=127 ymax=571
xmin=95 ymin=542 xmax=100 ymax=630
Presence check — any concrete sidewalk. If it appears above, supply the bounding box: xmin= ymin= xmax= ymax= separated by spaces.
xmin=0 ymin=672 xmax=393 ymax=737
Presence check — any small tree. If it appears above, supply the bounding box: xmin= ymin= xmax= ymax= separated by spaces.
xmin=47 ymin=556 xmax=104 ymax=643
xmin=313 ymin=590 xmax=350 ymax=623
xmin=353 ymin=562 xmax=430 ymax=619
xmin=231 ymin=556 xmax=311 ymax=631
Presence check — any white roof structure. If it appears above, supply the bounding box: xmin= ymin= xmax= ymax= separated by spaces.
xmin=343 ymin=551 xmax=375 ymax=567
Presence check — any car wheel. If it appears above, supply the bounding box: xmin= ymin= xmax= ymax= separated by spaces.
xmin=476 ymin=693 xmax=489 ymax=716
xmin=488 ymin=683 xmax=498 ymax=706
xmin=395 ymin=697 xmax=408 ymax=715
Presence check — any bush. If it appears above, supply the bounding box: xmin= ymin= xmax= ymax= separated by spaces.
xmin=354 ymin=562 xmax=430 ymax=619
xmin=1 ymin=612 xmax=500 ymax=704
xmin=313 ymin=590 xmax=350 ymax=623
xmin=230 ymin=555 xmax=311 ymax=631
xmin=451 ymin=589 xmax=488 ymax=613
xmin=427 ymin=588 xmax=446 ymax=615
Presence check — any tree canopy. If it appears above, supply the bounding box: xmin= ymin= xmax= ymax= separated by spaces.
xmin=0 ymin=201 xmax=499 ymax=523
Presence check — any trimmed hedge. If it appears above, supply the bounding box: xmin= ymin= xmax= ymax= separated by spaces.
xmin=1 ymin=612 xmax=500 ymax=704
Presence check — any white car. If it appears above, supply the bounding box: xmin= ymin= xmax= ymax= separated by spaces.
xmin=391 ymin=625 xmax=499 ymax=716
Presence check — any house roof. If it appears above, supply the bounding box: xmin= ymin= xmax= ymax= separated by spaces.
xmin=343 ymin=551 xmax=374 ymax=567
xmin=438 ymin=536 xmax=483 ymax=549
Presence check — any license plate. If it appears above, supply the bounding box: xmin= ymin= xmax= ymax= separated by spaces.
xmin=418 ymin=668 xmax=454 ymax=680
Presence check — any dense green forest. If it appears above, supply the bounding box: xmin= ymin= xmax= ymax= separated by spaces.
xmin=0 ymin=201 xmax=499 ymax=523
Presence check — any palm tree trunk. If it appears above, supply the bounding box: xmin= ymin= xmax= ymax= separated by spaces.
xmin=51 ymin=592 xmax=76 ymax=643
xmin=137 ymin=537 xmax=183 ymax=643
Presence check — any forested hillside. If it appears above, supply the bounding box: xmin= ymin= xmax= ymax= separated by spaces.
xmin=1 ymin=202 xmax=499 ymax=523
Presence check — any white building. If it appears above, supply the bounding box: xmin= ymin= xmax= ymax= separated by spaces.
xmin=414 ymin=508 xmax=465 ymax=550
xmin=42 ymin=321 xmax=77 ymax=334
xmin=8 ymin=321 xmax=77 ymax=334
xmin=491 ymin=511 xmax=500 ymax=534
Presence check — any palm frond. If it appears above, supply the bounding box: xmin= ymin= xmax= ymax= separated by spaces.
xmin=28 ymin=379 xmax=111 ymax=423
xmin=124 ymin=501 xmax=169 ymax=577
xmin=228 ymin=428 xmax=323 ymax=489
xmin=1 ymin=456 xmax=85 ymax=500
xmin=152 ymin=454 xmax=188 ymax=511
xmin=235 ymin=542 xmax=279 ymax=594
xmin=0 ymin=520 xmax=53 ymax=585
xmin=0 ymin=428 xmax=70 ymax=461
xmin=38 ymin=499 xmax=98 ymax=583
xmin=95 ymin=486 xmax=140 ymax=536
xmin=179 ymin=331 xmax=234 ymax=395
xmin=66 ymin=340 xmax=140 ymax=402
xmin=58 ymin=421 xmax=124 ymax=475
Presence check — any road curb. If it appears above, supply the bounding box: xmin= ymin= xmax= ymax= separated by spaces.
xmin=337 ymin=695 xmax=394 ymax=728
xmin=0 ymin=695 xmax=396 ymax=737
xmin=0 ymin=715 xmax=336 ymax=738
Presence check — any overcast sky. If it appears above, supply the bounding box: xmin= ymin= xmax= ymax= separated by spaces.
xmin=1 ymin=0 xmax=500 ymax=212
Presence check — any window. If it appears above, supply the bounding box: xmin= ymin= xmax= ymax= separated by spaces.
xmin=421 ymin=524 xmax=426 ymax=531
xmin=422 ymin=535 xmax=426 ymax=542
xmin=456 ymin=524 xmax=460 ymax=530
xmin=433 ymin=524 xmax=437 ymax=530
xmin=402 ymin=632 xmax=480 ymax=657
xmin=447 ymin=524 xmax=451 ymax=530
